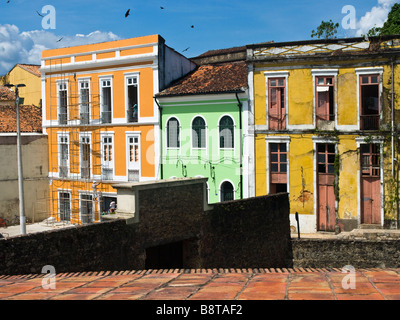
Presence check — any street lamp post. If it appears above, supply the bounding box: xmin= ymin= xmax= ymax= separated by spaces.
xmin=5 ymin=83 xmax=26 ymax=235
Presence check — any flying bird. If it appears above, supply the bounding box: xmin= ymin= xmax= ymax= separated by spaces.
xmin=160 ymin=6 xmax=164 ymax=9
xmin=36 ymin=10 xmax=44 ymax=17
xmin=191 ymin=25 xmax=194 ymax=28
xmin=57 ymin=37 xmax=63 ymax=42
xmin=125 ymin=9 xmax=130 ymax=17
xmin=182 ymin=47 xmax=190 ymax=52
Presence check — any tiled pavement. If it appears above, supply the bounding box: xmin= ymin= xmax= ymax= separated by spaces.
xmin=1 ymin=268 xmax=400 ymax=300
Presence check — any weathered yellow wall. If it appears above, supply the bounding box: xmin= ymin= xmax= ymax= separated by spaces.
xmin=336 ymin=136 xmax=358 ymax=220
xmin=0 ymin=66 xmax=41 ymax=106
xmin=253 ymin=57 xmax=400 ymax=227
xmin=254 ymin=133 xmax=266 ymax=196
xmin=337 ymin=69 xmax=357 ymax=126
xmin=288 ymin=69 xmax=313 ymax=126
xmin=288 ymin=134 xmax=314 ymax=216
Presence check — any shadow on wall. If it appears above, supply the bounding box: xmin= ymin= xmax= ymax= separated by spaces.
xmin=0 ymin=178 xmax=293 ymax=275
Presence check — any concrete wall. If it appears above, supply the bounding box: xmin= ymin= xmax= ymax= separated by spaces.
xmin=200 ymin=193 xmax=292 ymax=268
xmin=0 ymin=134 xmax=49 ymax=223
xmin=0 ymin=178 xmax=292 ymax=275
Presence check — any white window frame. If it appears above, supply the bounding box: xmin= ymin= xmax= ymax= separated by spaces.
xmin=311 ymin=69 xmax=338 ymax=129
xmin=191 ymin=115 xmax=207 ymax=152
xmin=124 ymin=72 xmax=140 ymax=124
xmin=355 ymin=136 xmax=384 ymax=227
xmin=264 ymin=71 xmax=289 ymax=130
xmin=218 ymin=114 xmax=235 ymax=150
xmin=56 ymin=79 xmax=69 ymax=125
xmin=78 ymin=191 xmax=94 ymax=224
xmin=219 ymin=179 xmax=235 ymax=202
xmin=57 ymin=132 xmax=70 ymax=179
xmin=79 ymin=132 xmax=92 ymax=179
xmin=100 ymin=132 xmax=115 ymax=181
xmin=166 ymin=116 xmax=181 ymax=150
xmin=355 ymin=67 xmax=384 ymax=131
xmin=58 ymin=190 xmax=72 ymax=222
xmin=99 ymin=75 xmax=113 ymax=124
xmin=312 ymin=136 xmax=338 ymax=230
xmin=78 ymin=78 xmax=91 ymax=124
xmin=126 ymin=132 xmax=141 ymax=182
xmin=265 ymin=136 xmax=290 ymax=195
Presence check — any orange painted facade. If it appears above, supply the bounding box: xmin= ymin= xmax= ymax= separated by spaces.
xmin=41 ymin=34 xmax=195 ymax=224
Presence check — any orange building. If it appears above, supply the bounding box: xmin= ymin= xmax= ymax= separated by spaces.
xmin=40 ymin=35 xmax=195 ymax=224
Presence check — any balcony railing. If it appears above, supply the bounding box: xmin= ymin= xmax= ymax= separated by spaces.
xmin=101 ymin=168 xmax=113 ymax=181
xmin=80 ymin=112 xmax=90 ymax=125
xmin=58 ymin=112 xmax=68 ymax=125
xmin=59 ymin=166 xmax=68 ymax=178
xmin=268 ymin=113 xmax=286 ymax=130
xmin=127 ymin=109 xmax=138 ymax=123
xmin=81 ymin=166 xmax=90 ymax=179
xmin=128 ymin=169 xmax=139 ymax=182
xmin=101 ymin=111 xmax=112 ymax=124
xmin=360 ymin=114 xmax=380 ymax=130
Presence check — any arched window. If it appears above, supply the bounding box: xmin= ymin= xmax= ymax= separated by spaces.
xmin=192 ymin=116 xmax=206 ymax=148
xmin=220 ymin=181 xmax=234 ymax=202
xmin=166 ymin=117 xmax=180 ymax=148
xmin=219 ymin=116 xmax=234 ymax=148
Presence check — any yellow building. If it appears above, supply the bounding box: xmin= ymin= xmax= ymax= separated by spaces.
xmin=0 ymin=64 xmax=42 ymax=106
xmin=247 ymin=36 xmax=400 ymax=233
xmin=40 ymin=34 xmax=195 ymax=224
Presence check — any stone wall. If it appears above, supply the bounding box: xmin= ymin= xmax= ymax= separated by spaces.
xmin=0 ymin=179 xmax=292 ymax=275
xmin=200 ymin=193 xmax=292 ymax=268
xmin=292 ymin=239 xmax=400 ymax=268
xmin=0 ymin=221 xmax=143 ymax=275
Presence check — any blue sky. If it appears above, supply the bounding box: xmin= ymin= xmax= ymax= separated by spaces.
xmin=0 ymin=0 xmax=397 ymax=74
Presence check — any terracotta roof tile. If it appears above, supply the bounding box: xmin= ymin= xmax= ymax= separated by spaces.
xmin=17 ymin=64 xmax=41 ymax=77
xmin=195 ymin=46 xmax=246 ymax=58
xmin=0 ymin=86 xmax=16 ymax=101
xmin=0 ymin=105 xmax=42 ymax=133
xmin=157 ymin=61 xmax=248 ymax=97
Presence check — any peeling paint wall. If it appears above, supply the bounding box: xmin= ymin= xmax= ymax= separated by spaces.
xmin=252 ymin=48 xmax=400 ymax=233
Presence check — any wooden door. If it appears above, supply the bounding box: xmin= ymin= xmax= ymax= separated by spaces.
xmin=317 ymin=144 xmax=336 ymax=231
xmin=269 ymin=78 xmax=286 ymax=130
xmin=360 ymin=144 xmax=381 ymax=225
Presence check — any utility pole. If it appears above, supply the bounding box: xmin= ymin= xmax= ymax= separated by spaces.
xmin=5 ymin=83 xmax=26 ymax=235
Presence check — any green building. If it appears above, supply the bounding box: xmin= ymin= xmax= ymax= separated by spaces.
xmin=155 ymin=59 xmax=253 ymax=203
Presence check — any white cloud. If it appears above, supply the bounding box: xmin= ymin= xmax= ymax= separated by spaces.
xmin=0 ymin=24 xmax=120 ymax=75
xmin=355 ymin=0 xmax=397 ymax=36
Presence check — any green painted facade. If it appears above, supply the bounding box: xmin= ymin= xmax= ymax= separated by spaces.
xmin=158 ymin=95 xmax=247 ymax=203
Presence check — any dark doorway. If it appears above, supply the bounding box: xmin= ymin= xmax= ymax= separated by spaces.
xmin=145 ymin=241 xmax=183 ymax=269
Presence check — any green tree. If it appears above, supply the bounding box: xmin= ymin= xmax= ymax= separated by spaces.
xmin=367 ymin=3 xmax=400 ymax=36
xmin=311 ymin=20 xmax=340 ymax=39
xmin=379 ymin=3 xmax=400 ymax=35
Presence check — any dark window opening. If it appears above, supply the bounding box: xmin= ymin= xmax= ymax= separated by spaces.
xmin=101 ymin=83 xmax=112 ymax=124
xmin=317 ymin=143 xmax=335 ymax=174
xmin=219 ymin=116 xmax=234 ymax=149
xmin=167 ymin=118 xmax=180 ymax=148
xmin=127 ymin=82 xmax=138 ymax=123
xmin=192 ymin=117 xmax=206 ymax=148
xmin=361 ymin=144 xmax=380 ymax=176
xmin=221 ymin=181 xmax=234 ymax=202
xmin=316 ymin=76 xmax=335 ymax=125
xmin=360 ymin=75 xmax=380 ymax=130
xmin=270 ymin=183 xmax=287 ymax=194
xmin=59 ymin=192 xmax=70 ymax=221
xmin=145 ymin=241 xmax=183 ymax=269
